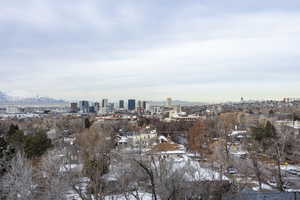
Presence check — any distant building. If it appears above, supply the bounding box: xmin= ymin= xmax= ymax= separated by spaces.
xmin=128 ymin=99 xmax=136 ymax=111
xmin=89 ymin=106 xmax=95 ymax=113
xmin=119 ymin=100 xmax=125 ymax=109
xmin=101 ymin=99 xmax=108 ymax=113
xmin=102 ymin=99 xmax=108 ymax=108
xmin=151 ymin=105 xmax=163 ymax=114
xmin=6 ymin=106 xmax=22 ymax=114
xmin=145 ymin=102 xmax=151 ymax=112
xmin=142 ymin=101 xmax=147 ymax=110
xmin=107 ymin=103 xmax=114 ymax=113
xmin=79 ymin=101 xmax=89 ymax=113
xmin=223 ymin=191 xmax=300 ymax=200
xmin=166 ymin=97 xmax=172 ymax=107
xmin=94 ymin=102 xmax=100 ymax=113
xmin=137 ymin=100 xmax=144 ymax=113
xmin=0 ymin=108 xmax=6 ymax=114
xmin=70 ymin=103 xmax=78 ymax=113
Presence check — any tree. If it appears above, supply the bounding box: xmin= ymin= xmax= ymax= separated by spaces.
xmin=38 ymin=150 xmax=70 ymax=200
xmin=73 ymin=121 xmax=115 ymax=199
xmin=188 ymin=120 xmax=212 ymax=155
xmin=7 ymin=124 xmax=25 ymax=151
xmin=246 ymin=141 xmax=264 ymax=191
xmin=218 ymin=113 xmax=237 ymax=162
xmin=24 ymin=130 xmax=52 ymax=159
xmin=0 ymin=153 xmax=35 ymax=200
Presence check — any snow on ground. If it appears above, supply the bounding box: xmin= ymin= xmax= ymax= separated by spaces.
xmin=252 ymin=182 xmax=274 ymax=191
xmin=103 ymin=154 xmax=228 ymax=183
xmin=286 ymin=189 xmax=300 ymax=192
xmin=64 ymin=137 xmax=76 ymax=145
xmin=60 ymin=164 xmax=83 ymax=172
xmin=230 ymin=150 xmax=247 ymax=156
xmin=281 ymin=164 xmax=300 ymax=171
xmin=172 ymin=155 xmax=229 ymax=181
xmin=105 ymin=192 xmax=155 ymax=200
xmin=66 ymin=191 xmax=155 ymax=200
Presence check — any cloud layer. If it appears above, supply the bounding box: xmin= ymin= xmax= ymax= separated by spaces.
xmin=1 ymin=0 xmax=300 ymax=102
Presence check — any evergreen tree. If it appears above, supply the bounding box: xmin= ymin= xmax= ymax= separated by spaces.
xmin=24 ymin=130 xmax=52 ymax=159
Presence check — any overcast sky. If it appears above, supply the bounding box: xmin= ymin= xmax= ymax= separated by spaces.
xmin=1 ymin=0 xmax=300 ymax=102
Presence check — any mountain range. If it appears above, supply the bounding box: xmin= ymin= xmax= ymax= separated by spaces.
xmin=0 ymin=91 xmax=67 ymax=105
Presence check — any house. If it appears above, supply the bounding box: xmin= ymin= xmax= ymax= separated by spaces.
xmin=147 ymin=142 xmax=186 ymax=158
xmin=223 ymin=191 xmax=300 ymax=200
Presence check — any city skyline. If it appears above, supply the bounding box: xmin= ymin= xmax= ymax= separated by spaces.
xmin=1 ymin=0 xmax=300 ymax=102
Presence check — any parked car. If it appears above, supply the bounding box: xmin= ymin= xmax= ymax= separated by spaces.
xmin=227 ymin=168 xmax=238 ymax=174
xmin=239 ymin=153 xmax=248 ymax=159
xmin=287 ymin=169 xmax=300 ymax=176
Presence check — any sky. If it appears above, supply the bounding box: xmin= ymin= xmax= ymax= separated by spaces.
xmin=1 ymin=0 xmax=300 ymax=102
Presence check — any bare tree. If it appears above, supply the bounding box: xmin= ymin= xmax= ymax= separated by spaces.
xmin=38 ymin=150 xmax=70 ymax=200
xmin=1 ymin=152 xmax=35 ymax=200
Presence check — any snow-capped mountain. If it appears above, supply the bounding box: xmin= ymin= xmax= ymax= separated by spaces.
xmin=0 ymin=91 xmax=67 ymax=105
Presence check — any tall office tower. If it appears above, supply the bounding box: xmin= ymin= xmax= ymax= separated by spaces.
xmin=166 ymin=97 xmax=172 ymax=107
xmin=128 ymin=99 xmax=136 ymax=111
xmin=137 ymin=100 xmax=143 ymax=113
xmin=142 ymin=101 xmax=147 ymax=110
xmin=94 ymin=102 xmax=100 ymax=113
xmin=70 ymin=102 xmax=78 ymax=113
xmin=89 ymin=106 xmax=95 ymax=113
xmin=79 ymin=101 xmax=89 ymax=113
xmin=101 ymin=99 xmax=108 ymax=113
xmin=107 ymin=103 xmax=114 ymax=113
xmin=102 ymin=99 xmax=108 ymax=108
xmin=145 ymin=102 xmax=151 ymax=112
xmin=119 ymin=100 xmax=124 ymax=109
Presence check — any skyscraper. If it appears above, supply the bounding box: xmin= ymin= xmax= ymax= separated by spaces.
xmin=79 ymin=101 xmax=89 ymax=113
xmin=102 ymin=99 xmax=108 ymax=108
xmin=142 ymin=101 xmax=147 ymax=110
xmin=128 ymin=99 xmax=136 ymax=111
xmin=166 ymin=97 xmax=172 ymax=107
xmin=101 ymin=99 xmax=108 ymax=113
xmin=70 ymin=102 xmax=78 ymax=113
xmin=94 ymin=102 xmax=100 ymax=113
xmin=119 ymin=100 xmax=124 ymax=109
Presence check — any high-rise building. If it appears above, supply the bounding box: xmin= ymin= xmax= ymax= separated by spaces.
xmin=102 ymin=99 xmax=108 ymax=108
xmin=119 ymin=100 xmax=124 ymax=109
xmin=89 ymin=106 xmax=95 ymax=113
xmin=94 ymin=102 xmax=100 ymax=113
xmin=137 ymin=100 xmax=142 ymax=108
xmin=142 ymin=101 xmax=147 ymax=110
xmin=145 ymin=102 xmax=151 ymax=112
xmin=70 ymin=102 xmax=78 ymax=113
xmin=128 ymin=99 xmax=136 ymax=111
xmin=101 ymin=99 xmax=108 ymax=113
xmin=107 ymin=103 xmax=114 ymax=113
xmin=79 ymin=101 xmax=89 ymax=113
xmin=166 ymin=97 xmax=172 ymax=107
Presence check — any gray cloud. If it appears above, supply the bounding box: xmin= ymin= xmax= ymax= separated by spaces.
xmin=0 ymin=0 xmax=300 ymax=102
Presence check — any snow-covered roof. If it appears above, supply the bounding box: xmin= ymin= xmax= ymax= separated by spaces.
xmin=117 ymin=136 xmax=128 ymax=143
xmin=229 ymin=130 xmax=247 ymax=137
xmin=158 ymin=135 xmax=168 ymax=142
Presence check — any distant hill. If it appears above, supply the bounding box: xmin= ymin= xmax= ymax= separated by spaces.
xmin=0 ymin=91 xmax=67 ymax=106
xmin=149 ymin=100 xmax=207 ymax=106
